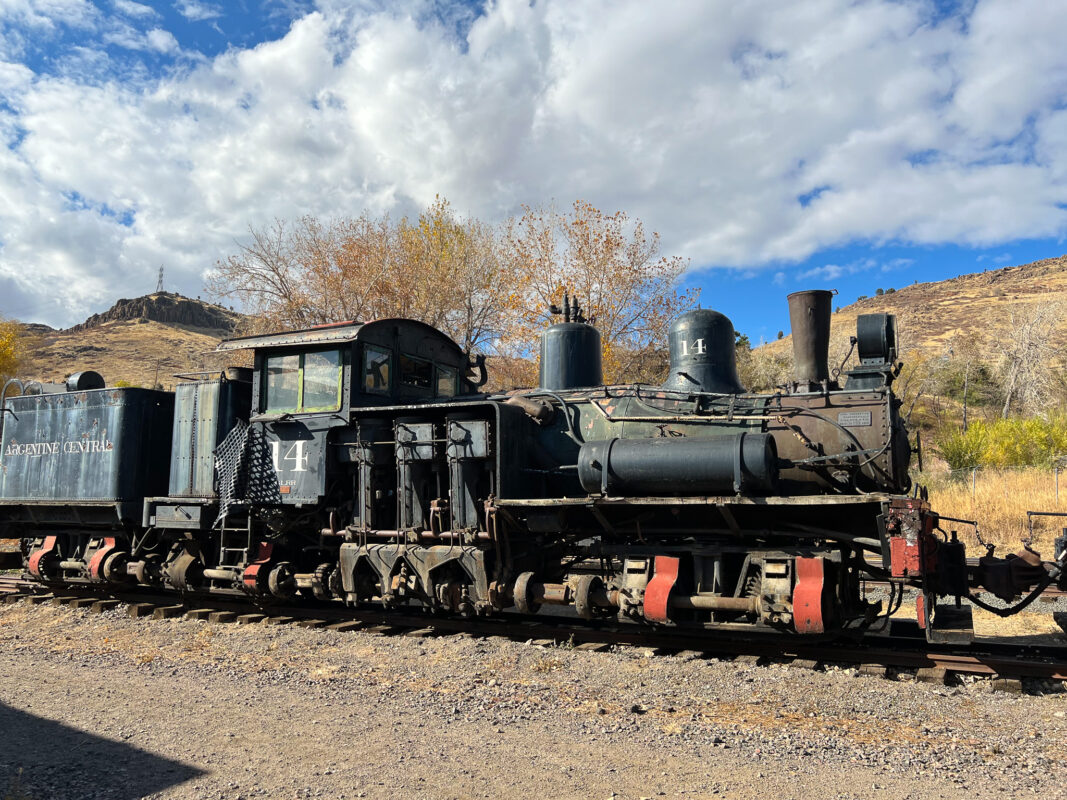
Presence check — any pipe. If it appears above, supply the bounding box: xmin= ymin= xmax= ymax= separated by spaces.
xmin=202 ymin=568 xmax=239 ymax=581
xmin=671 ymin=594 xmax=760 ymax=612
xmin=787 ymin=290 xmax=832 ymax=389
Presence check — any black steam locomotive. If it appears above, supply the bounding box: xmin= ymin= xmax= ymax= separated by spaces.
xmin=2 ymin=291 xmax=1062 ymax=640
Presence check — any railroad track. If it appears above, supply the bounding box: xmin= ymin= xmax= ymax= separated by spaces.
xmin=2 ymin=575 xmax=1065 ymax=685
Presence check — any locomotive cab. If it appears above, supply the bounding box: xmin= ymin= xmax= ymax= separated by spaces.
xmin=213 ymin=319 xmax=476 ymax=507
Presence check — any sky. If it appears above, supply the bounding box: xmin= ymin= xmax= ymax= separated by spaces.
xmin=1 ymin=0 xmax=1066 ymax=345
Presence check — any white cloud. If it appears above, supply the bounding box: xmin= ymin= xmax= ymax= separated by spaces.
xmin=146 ymin=27 xmax=179 ymax=53
xmin=1 ymin=0 xmax=1067 ymax=327
xmin=112 ymin=0 xmax=157 ymax=19
xmin=174 ymin=1 xmax=221 ymax=22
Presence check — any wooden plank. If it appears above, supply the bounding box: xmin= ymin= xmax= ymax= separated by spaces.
xmin=208 ymin=611 xmax=238 ymax=624
xmin=236 ymin=613 xmax=266 ymax=625
xmin=295 ymin=619 xmax=326 ymax=629
xmin=324 ymin=621 xmax=364 ymax=632
xmin=859 ymin=663 xmax=889 ymax=678
xmin=151 ymin=605 xmax=185 ymax=620
xmin=69 ymin=598 xmax=98 ymax=609
xmin=185 ymin=608 xmax=215 ymax=621
xmin=127 ymin=603 xmax=155 ymax=618
xmin=90 ymin=599 xmax=121 ymax=613
xmin=915 ymin=667 xmax=949 ymax=685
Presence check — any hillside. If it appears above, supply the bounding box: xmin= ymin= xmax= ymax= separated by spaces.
xmin=17 ymin=293 xmax=244 ymax=390
xmin=764 ymin=254 xmax=1067 ymax=362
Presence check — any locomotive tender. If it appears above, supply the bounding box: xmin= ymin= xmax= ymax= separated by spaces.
xmin=2 ymin=291 xmax=1063 ymax=640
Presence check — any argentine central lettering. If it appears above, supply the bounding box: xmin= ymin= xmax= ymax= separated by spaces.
xmin=3 ymin=438 xmax=114 ymax=457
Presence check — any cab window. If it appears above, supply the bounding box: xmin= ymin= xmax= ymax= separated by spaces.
xmin=436 ymin=365 xmax=456 ymax=397
xmin=302 ymin=350 xmax=342 ymax=410
xmin=399 ymin=354 xmax=432 ymax=389
xmin=265 ymin=354 xmax=300 ymax=411
xmin=264 ymin=349 xmax=342 ymax=413
xmin=363 ymin=345 xmax=391 ymax=394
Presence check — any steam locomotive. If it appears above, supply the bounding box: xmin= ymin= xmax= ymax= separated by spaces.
xmin=2 ymin=291 xmax=1063 ymax=641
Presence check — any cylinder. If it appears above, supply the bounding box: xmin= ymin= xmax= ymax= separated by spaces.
xmin=539 ymin=322 xmax=603 ymax=390
xmin=787 ymin=290 xmax=832 ymax=388
xmin=661 ymin=309 xmax=745 ymax=394
xmin=66 ymin=371 xmax=105 ymax=392
xmin=577 ymin=433 xmax=778 ymax=496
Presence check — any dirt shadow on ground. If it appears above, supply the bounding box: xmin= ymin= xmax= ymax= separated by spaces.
xmin=0 ymin=702 xmax=205 ymax=799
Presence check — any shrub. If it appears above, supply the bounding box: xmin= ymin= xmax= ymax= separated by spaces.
xmin=935 ymin=416 xmax=1067 ymax=472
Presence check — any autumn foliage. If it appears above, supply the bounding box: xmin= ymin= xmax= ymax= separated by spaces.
xmin=0 ymin=318 xmax=22 ymax=382
xmin=209 ymin=198 xmax=696 ymax=388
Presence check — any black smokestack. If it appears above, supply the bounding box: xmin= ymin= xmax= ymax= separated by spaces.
xmin=787 ymin=290 xmax=832 ymax=389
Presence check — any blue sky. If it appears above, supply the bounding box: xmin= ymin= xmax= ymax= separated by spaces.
xmin=1 ymin=0 xmax=1066 ymax=345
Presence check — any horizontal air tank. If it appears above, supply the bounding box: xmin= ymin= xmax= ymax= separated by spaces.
xmin=577 ymin=433 xmax=778 ymax=496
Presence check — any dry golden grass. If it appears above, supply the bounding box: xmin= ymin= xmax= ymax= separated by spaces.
xmin=925 ymin=468 xmax=1066 ymax=554
xmin=762 ymin=254 xmax=1067 ymax=362
xmin=19 ymin=319 xmax=231 ymax=390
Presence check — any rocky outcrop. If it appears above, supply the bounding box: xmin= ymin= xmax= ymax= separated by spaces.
xmin=67 ymin=292 xmax=241 ymax=333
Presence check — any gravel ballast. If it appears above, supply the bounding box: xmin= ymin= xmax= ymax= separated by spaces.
xmin=0 ymin=601 xmax=1064 ymax=800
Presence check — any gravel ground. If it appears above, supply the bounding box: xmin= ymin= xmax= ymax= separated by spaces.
xmin=0 ymin=601 xmax=1064 ymax=800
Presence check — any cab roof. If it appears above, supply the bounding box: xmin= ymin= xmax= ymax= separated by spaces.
xmin=215 ymin=318 xmax=465 ymax=355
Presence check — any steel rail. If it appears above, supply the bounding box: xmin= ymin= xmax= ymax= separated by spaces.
xmin=2 ymin=575 xmax=1064 ymax=682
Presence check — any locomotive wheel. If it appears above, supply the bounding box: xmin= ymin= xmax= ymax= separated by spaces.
xmin=102 ymin=550 xmax=132 ymax=584
xmin=166 ymin=551 xmax=203 ymax=591
xmin=574 ymin=574 xmax=604 ymax=620
xmin=513 ymin=571 xmax=541 ymax=615
xmin=311 ymin=563 xmax=334 ymax=601
xmin=268 ymin=562 xmax=297 ymax=599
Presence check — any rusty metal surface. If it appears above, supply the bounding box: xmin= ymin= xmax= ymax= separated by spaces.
xmin=0 ymin=388 xmax=174 ymax=503
xmin=216 ymin=322 xmax=364 ymax=352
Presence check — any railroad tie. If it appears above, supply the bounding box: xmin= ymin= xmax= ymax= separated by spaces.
xmin=324 ymin=621 xmax=364 ymax=632
xmin=151 ymin=605 xmax=185 ymax=620
xmin=858 ymin=663 xmax=889 ymax=678
xmin=915 ymin=667 xmax=949 ymax=685
xmin=90 ymin=600 xmax=121 ymax=614
xmin=127 ymin=603 xmax=156 ymax=618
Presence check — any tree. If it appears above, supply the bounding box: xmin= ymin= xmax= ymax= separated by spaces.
xmin=995 ymin=302 xmax=1062 ymax=417
xmin=738 ymin=341 xmax=792 ymax=392
xmin=941 ymin=331 xmax=987 ymax=431
xmin=210 ymin=198 xmax=693 ymax=388
xmin=500 ymin=200 xmax=696 ymax=384
xmin=208 ymin=199 xmax=526 ymax=355
xmin=0 ymin=318 xmax=22 ymax=383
